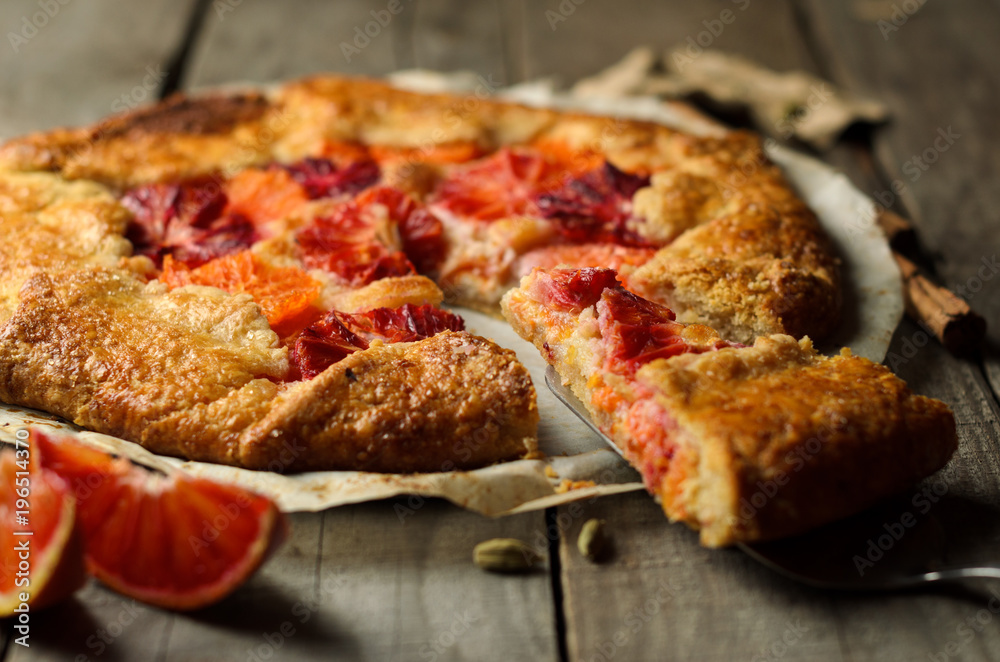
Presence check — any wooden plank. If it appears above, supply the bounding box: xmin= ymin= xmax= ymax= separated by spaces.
xmin=410 ymin=0 xmax=510 ymax=84
xmin=558 ymin=492 xmax=849 ymax=662
xmin=6 ymin=581 xmax=177 ymax=661
xmin=497 ymin=0 xmax=529 ymax=85
xmin=303 ymin=500 xmax=556 ymax=662
xmin=160 ymin=504 xmax=556 ymax=661
xmin=799 ymin=0 xmax=1000 ymax=400
xmin=183 ymin=0 xmax=402 ymax=88
xmin=522 ymin=0 xmax=816 ymax=86
xmin=6 ymin=506 xmax=557 ymax=661
xmin=0 ymin=0 xmax=199 ymax=138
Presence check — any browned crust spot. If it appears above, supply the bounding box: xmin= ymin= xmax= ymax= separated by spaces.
xmin=97 ymin=92 xmax=270 ymax=139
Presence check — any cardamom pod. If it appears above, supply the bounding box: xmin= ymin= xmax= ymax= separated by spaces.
xmin=578 ymin=519 xmax=610 ymax=562
xmin=473 ymin=538 xmax=541 ymax=573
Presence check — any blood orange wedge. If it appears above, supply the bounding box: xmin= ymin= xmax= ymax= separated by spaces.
xmin=0 ymin=443 xmax=86 ymax=615
xmin=291 ymin=303 xmax=465 ymax=379
xmin=33 ymin=431 xmax=287 ymax=611
xmin=433 ymin=143 xmax=604 ymax=222
xmin=296 ymin=186 xmax=422 ymax=285
xmin=160 ymin=251 xmax=322 ymax=335
xmin=224 ymin=168 xmax=310 ymax=227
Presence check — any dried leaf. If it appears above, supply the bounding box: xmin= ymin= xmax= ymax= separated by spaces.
xmin=573 ymin=48 xmax=889 ymax=150
xmin=571 ymin=47 xmax=658 ymax=99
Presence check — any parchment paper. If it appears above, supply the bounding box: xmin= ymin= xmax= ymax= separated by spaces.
xmin=0 ymin=72 xmax=903 ymax=516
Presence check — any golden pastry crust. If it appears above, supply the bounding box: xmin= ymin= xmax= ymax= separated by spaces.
xmin=630 ymin=203 xmax=841 ymax=344
xmin=0 ymin=170 xmax=139 ymax=323
xmin=0 ymin=268 xmax=287 ymax=440
xmin=0 ymin=93 xmax=281 ymax=187
xmin=638 ymin=337 xmax=955 ymax=545
xmin=0 ymin=267 xmax=538 ymax=472
xmin=0 ymin=75 xmax=840 ymax=342
xmin=234 ymin=331 xmax=537 ymax=473
xmin=502 ymin=269 xmax=956 ymax=547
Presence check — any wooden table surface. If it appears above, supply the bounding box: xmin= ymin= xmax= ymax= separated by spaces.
xmin=2 ymin=1 xmax=999 ymax=660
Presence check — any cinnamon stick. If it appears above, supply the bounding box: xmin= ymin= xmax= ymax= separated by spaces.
xmin=876 ymin=209 xmax=919 ymax=255
xmin=891 ymin=252 xmax=986 ymax=355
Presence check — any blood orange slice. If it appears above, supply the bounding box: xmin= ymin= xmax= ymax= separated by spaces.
xmin=122 ymin=178 xmax=258 ymax=268
xmin=283 ymin=156 xmax=380 ymax=200
xmin=224 ymin=168 xmax=310 ymax=227
xmin=296 ymin=186 xmax=422 ymax=285
xmin=534 ymin=161 xmax=652 ymax=246
xmin=34 ymin=431 xmax=287 ymax=611
xmin=433 ymin=144 xmax=602 ymax=221
xmin=290 ymin=303 xmax=465 ymax=379
xmin=160 ymin=251 xmax=322 ymax=335
xmin=0 ymin=443 xmax=86 ymax=614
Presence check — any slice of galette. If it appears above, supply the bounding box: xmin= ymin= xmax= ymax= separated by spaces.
xmin=502 ymin=267 xmax=957 ymax=546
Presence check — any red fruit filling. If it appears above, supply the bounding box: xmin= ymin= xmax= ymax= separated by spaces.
xmin=598 ymin=286 xmax=734 ymax=373
xmin=532 ymin=267 xmax=622 ymax=312
xmin=291 ymin=303 xmax=464 ymax=379
xmin=281 ymin=157 xmax=380 ymax=199
xmin=433 ymin=147 xmax=588 ymax=221
xmin=398 ymin=207 xmax=447 ymax=275
xmin=534 ymin=267 xmax=735 ymax=374
xmin=534 ymin=162 xmax=652 ymax=246
xmin=122 ymin=178 xmax=257 ymax=268
xmin=296 ymin=186 xmax=423 ymax=285
xmin=599 ymin=287 xmax=686 ymax=366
